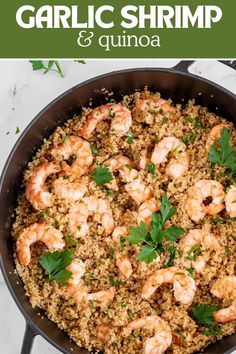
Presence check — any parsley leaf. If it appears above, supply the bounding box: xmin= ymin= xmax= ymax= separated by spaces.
xmin=203 ymin=326 xmax=222 ymax=336
xmin=208 ymin=128 xmax=236 ymax=175
xmin=192 ymin=304 xmax=218 ymax=326
xmin=128 ymin=221 xmax=148 ymax=244
xmin=39 ymin=248 xmax=74 ymax=285
xmin=166 ymin=226 xmax=185 ymax=242
xmin=92 ymin=166 xmax=113 ymax=186
xmin=124 ymin=132 xmax=135 ymax=145
xmin=127 ymin=194 xmax=184 ymax=263
xmin=160 ymin=194 xmax=176 ymax=225
xmin=15 ymin=126 xmax=20 ymax=134
xmin=146 ymin=162 xmax=156 ymax=179
xmin=138 ymin=245 xmax=157 ymax=263
xmin=29 ymin=60 xmax=64 ymax=78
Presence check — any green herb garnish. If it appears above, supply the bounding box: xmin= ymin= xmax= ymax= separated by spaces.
xmin=208 ymin=128 xmax=236 ymax=175
xmin=109 ymin=277 xmax=124 ymax=286
xmin=39 ymin=210 xmax=50 ymax=218
xmin=65 ymin=233 xmax=77 ymax=247
xmin=146 ymin=162 xmax=156 ymax=179
xmin=124 ymin=132 xmax=135 ymax=145
xmin=192 ymin=304 xmax=221 ymax=336
xmin=127 ymin=194 xmax=184 ymax=263
xmin=92 ymin=166 xmax=113 ymax=186
xmin=185 ymin=244 xmax=202 ymax=261
xmin=90 ymin=145 xmax=99 ymax=155
xmin=39 ymin=248 xmax=74 ymax=285
xmin=74 ymin=60 xmax=86 ymax=64
xmin=15 ymin=126 xmax=20 ymax=134
xmin=181 ymin=132 xmax=196 ymax=145
xmin=29 ymin=60 xmax=64 ymax=78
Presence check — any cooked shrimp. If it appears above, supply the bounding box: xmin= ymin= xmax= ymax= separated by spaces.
xmin=142 ymin=267 xmax=196 ymax=305
xmin=67 ymin=285 xmax=115 ymax=307
xmin=112 ymin=226 xmax=128 ymax=244
xmin=225 ymin=186 xmax=236 ymax=218
xmin=151 ymin=137 xmax=189 ymax=179
xmin=25 ymin=162 xmax=60 ymax=210
xmin=51 ymin=136 xmax=93 ymax=179
xmin=185 ymin=180 xmax=225 ymax=222
xmin=211 ymin=276 xmax=236 ymax=322
xmin=16 ymin=223 xmax=65 ymax=266
xmin=206 ymin=124 xmax=228 ymax=151
xmin=81 ymin=103 xmax=132 ymax=139
xmin=96 ymin=324 xmax=110 ymax=342
xmin=104 ymin=155 xmax=138 ymax=190
xmin=137 ymin=198 xmax=160 ymax=226
xmin=68 ymin=196 xmax=114 ymax=238
xmin=67 ymin=259 xmax=86 ymax=286
xmin=125 ymin=178 xmax=153 ymax=205
xmin=116 ymin=254 xmax=133 ymax=279
xmin=87 ymin=287 xmax=116 ymax=307
xmin=178 ymin=229 xmax=223 ymax=272
xmin=211 ymin=276 xmax=236 ymax=301
xmin=127 ymin=316 xmax=172 ymax=354
xmin=53 ymin=177 xmax=87 ymax=201
xmin=112 ymin=227 xmax=133 ymax=278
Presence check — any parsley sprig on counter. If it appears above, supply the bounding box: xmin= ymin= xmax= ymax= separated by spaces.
xmin=39 ymin=248 xmax=74 ymax=285
xmin=29 ymin=60 xmax=64 ymax=78
xmin=208 ymin=128 xmax=236 ymax=176
xmin=192 ymin=304 xmax=222 ymax=336
xmin=127 ymin=194 xmax=185 ymax=263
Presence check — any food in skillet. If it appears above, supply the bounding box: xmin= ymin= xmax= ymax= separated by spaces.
xmin=13 ymin=90 xmax=236 ymax=353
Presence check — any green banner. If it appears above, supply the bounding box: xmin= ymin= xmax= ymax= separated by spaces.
xmin=0 ymin=0 xmax=235 ymax=58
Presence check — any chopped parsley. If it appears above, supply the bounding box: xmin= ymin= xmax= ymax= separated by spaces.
xmin=124 ymin=132 xmax=135 ymax=145
xmin=195 ymin=121 xmax=203 ymax=129
xmin=63 ymin=135 xmax=70 ymax=144
xmin=127 ymin=194 xmax=184 ymax=263
xmin=90 ymin=145 xmax=99 ymax=155
xmin=146 ymin=162 xmax=156 ymax=179
xmin=15 ymin=126 xmax=20 ymax=134
xmin=109 ymin=277 xmax=124 ymax=286
xmin=39 ymin=210 xmax=50 ymax=218
xmin=65 ymin=233 xmax=77 ymax=247
xmin=181 ymin=132 xmax=196 ymax=145
xmin=185 ymin=244 xmax=202 ymax=261
xmin=39 ymin=248 xmax=74 ymax=285
xmin=92 ymin=166 xmax=114 ymax=186
xmin=187 ymin=265 xmax=195 ymax=278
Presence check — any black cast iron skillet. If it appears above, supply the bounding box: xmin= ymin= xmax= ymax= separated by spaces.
xmin=0 ymin=61 xmax=236 ymax=354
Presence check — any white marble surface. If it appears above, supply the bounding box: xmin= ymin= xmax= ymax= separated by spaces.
xmin=0 ymin=60 xmax=236 ymax=353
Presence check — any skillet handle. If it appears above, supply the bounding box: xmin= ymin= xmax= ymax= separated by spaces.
xmin=172 ymin=60 xmax=195 ymax=73
xmin=172 ymin=60 xmax=236 ymax=73
xmin=21 ymin=321 xmax=38 ymax=354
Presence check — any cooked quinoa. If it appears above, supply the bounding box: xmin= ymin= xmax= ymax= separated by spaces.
xmin=12 ymin=89 xmax=236 ymax=354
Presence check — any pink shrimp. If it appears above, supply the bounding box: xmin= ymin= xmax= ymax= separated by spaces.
xmin=25 ymin=162 xmax=60 ymax=210
xmin=104 ymin=155 xmax=138 ymax=190
xmin=67 ymin=259 xmax=86 ymax=286
xmin=112 ymin=226 xmax=133 ymax=279
xmin=151 ymin=137 xmax=189 ymax=179
xmin=67 ymin=285 xmax=116 ymax=308
xmin=211 ymin=276 xmax=236 ymax=322
xmin=206 ymin=124 xmax=229 ymax=151
xmin=53 ymin=177 xmax=87 ymax=201
xmin=185 ymin=180 xmax=225 ymax=222
xmin=125 ymin=178 xmax=153 ymax=205
xmin=177 ymin=229 xmax=223 ymax=272
xmin=137 ymin=198 xmax=160 ymax=226
xmin=68 ymin=196 xmax=114 ymax=238
xmin=225 ymin=186 xmax=236 ymax=218
xmin=51 ymin=136 xmax=93 ymax=180
xmin=16 ymin=223 xmax=65 ymax=266
xmin=81 ymin=103 xmax=132 ymax=139
xmin=142 ymin=267 xmax=196 ymax=305
xmin=127 ymin=316 xmax=172 ymax=354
